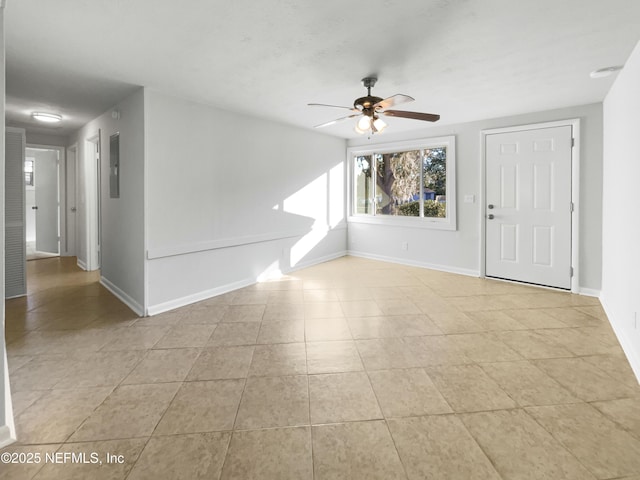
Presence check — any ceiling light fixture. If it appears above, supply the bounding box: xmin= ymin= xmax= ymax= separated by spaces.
xmin=589 ymin=66 xmax=623 ymax=79
xmin=32 ymin=112 xmax=62 ymax=123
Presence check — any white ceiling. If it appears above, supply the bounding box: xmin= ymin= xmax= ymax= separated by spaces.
xmin=5 ymin=0 xmax=640 ymax=139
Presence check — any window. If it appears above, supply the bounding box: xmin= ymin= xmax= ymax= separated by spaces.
xmin=24 ymin=159 xmax=34 ymax=186
xmin=349 ymin=136 xmax=456 ymax=230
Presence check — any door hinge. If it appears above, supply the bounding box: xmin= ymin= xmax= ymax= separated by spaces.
xmin=570 ymin=266 xmax=574 ymax=277
xmin=571 ymin=138 xmax=575 ymax=147
xmin=570 ymin=202 xmax=575 ymax=212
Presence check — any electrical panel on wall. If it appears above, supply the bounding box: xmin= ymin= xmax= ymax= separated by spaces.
xmin=109 ymin=133 xmax=120 ymax=198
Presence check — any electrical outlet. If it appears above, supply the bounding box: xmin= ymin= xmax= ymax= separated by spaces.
xmin=401 ymin=241 xmax=408 ymax=251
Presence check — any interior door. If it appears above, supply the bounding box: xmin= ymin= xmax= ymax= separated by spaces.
xmin=33 ymin=148 xmax=60 ymax=254
xmin=485 ymin=125 xmax=572 ymax=289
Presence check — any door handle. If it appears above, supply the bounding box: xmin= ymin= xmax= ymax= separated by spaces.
xmin=487 ymin=204 xmax=494 ymax=209
xmin=32 ymin=206 xmax=38 ymax=210
xmin=70 ymin=207 xmax=77 ymax=212
xmin=487 ymin=214 xmax=495 ymax=220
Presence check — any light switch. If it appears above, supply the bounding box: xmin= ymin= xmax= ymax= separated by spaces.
xmin=464 ymin=195 xmax=475 ymax=204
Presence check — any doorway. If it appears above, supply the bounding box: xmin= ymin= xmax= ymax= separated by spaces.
xmin=25 ymin=146 xmax=63 ymax=260
xmin=482 ymin=120 xmax=580 ymax=291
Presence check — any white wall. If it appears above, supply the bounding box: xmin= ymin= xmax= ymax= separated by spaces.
xmin=68 ymin=88 xmax=145 ymax=314
xmin=1 ymin=4 xmax=17 ymax=448
xmin=26 ymin=132 xmax=68 ymax=148
xmin=144 ymin=90 xmax=347 ymax=313
xmin=347 ymin=103 xmax=603 ymax=292
xmin=602 ymin=40 xmax=640 ymax=380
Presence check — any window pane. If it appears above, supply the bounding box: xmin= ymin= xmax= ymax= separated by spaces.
xmin=354 ymin=155 xmax=373 ymax=214
xmin=375 ymin=150 xmax=421 ymax=216
xmin=423 ymin=147 xmax=447 ymax=218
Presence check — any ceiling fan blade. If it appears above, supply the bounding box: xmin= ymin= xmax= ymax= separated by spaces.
xmin=314 ymin=113 xmax=361 ymax=128
xmin=382 ymin=110 xmax=440 ymax=122
xmin=374 ymin=94 xmax=414 ymax=110
xmin=308 ymin=103 xmax=360 ymax=113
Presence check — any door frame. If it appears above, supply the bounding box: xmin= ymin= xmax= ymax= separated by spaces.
xmin=64 ymin=143 xmax=78 ymax=257
xmin=85 ymin=132 xmax=101 ymax=271
xmin=26 ymin=144 xmax=65 ymax=256
xmin=479 ymin=118 xmax=581 ymax=293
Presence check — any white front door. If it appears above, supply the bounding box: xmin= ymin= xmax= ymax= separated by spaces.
xmin=33 ymin=148 xmax=60 ymax=254
xmin=485 ymin=125 xmax=573 ymax=289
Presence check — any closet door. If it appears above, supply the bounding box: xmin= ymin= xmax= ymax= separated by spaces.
xmin=5 ymin=127 xmax=26 ymax=298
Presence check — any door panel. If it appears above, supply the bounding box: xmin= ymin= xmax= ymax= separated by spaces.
xmin=33 ymin=148 xmax=59 ymax=254
xmin=485 ymin=125 xmax=572 ymax=289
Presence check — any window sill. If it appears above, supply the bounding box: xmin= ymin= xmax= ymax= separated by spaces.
xmin=347 ymin=214 xmax=457 ymax=231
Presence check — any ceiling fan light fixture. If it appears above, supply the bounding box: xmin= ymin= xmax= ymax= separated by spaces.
xmin=589 ymin=66 xmax=623 ymax=78
xmin=32 ymin=112 xmax=62 ymax=123
xmin=373 ymin=116 xmax=387 ymax=133
xmin=357 ymin=115 xmax=372 ymax=131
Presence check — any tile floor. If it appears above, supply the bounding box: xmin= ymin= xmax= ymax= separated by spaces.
xmin=2 ymin=256 xmax=640 ymax=480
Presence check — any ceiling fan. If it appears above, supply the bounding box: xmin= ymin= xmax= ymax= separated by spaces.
xmin=309 ymin=76 xmax=440 ymax=134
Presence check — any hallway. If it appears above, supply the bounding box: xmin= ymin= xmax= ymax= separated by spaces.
xmin=2 ymin=256 xmax=640 ymax=479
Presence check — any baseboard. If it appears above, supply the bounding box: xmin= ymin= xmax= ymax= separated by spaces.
xmin=99 ymin=277 xmax=144 ymax=317
xmin=600 ymin=295 xmax=640 ymax=384
xmin=77 ymin=258 xmax=87 ymax=271
xmin=147 ymin=250 xmax=348 ymax=316
xmin=0 ymin=425 xmax=15 ymax=449
xmin=347 ymin=250 xmax=480 ymax=277
xmin=578 ymin=287 xmax=601 ymax=297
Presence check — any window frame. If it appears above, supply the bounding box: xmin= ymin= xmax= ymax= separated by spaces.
xmin=347 ymin=135 xmax=457 ymax=230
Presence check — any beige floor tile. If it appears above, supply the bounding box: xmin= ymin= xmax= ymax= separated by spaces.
xmin=69 ymin=383 xmax=180 ymax=441
xmin=575 ymin=305 xmax=608 ymax=321
xmin=347 ymin=314 xmax=442 ymax=339
xmin=33 ymin=438 xmax=146 ymax=480
xmin=496 ymin=330 xmax=574 ymax=359
xmin=155 ymin=379 xmax=244 ymax=434
xmin=388 ymin=415 xmax=501 ymax=480
xmin=153 ymin=324 xmax=216 ymax=348
xmin=207 ymin=322 xmax=260 ymax=347
xmin=187 ymin=346 xmax=254 ymax=381
xmin=303 ymin=302 xmax=344 ymax=319
xmin=538 ymin=327 xmax=620 ymax=356
xmin=426 ymin=364 xmax=516 ymax=412
xmin=426 ymin=310 xmax=485 ymax=334
xmin=235 ymin=375 xmax=309 ymax=429
xmin=248 ymin=343 xmax=307 ymax=376
xmin=128 ymin=432 xmax=230 ymax=480
xmin=221 ymin=305 xmax=265 ymax=323
xmin=230 ymin=290 xmax=269 ymax=305
xmin=122 ymin=348 xmax=200 ymax=384
xmin=375 ymin=298 xmax=421 ymax=315
xmin=132 ymin=309 xmax=183 ymax=327
xmin=368 ymin=368 xmax=452 ymax=417
xmin=14 ymin=387 xmax=113 ymax=444
xmin=534 ymin=357 xmax=638 ymax=401
xmin=262 ymin=303 xmax=304 ymax=321
xmin=540 ymin=307 xmax=603 ymax=327
xmin=403 ymin=336 xmax=471 ymax=367
xmin=54 ymin=351 xmax=146 ymax=389
xmin=582 ymin=354 xmax=640 ymax=394
xmin=340 ymin=300 xmax=384 ymax=317
xmin=306 ymin=340 xmax=364 ymax=374
xmin=526 ymin=403 xmax=640 ymax=478
xmin=592 ymin=397 xmax=640 ymax=439
xmin=335 ymin=288 xmax=374 ymax=301
xmin=355 ymin=338 xmax=416 ymax=370
xmin=99 ymin=326 xmax=169 ymax=351
xmin=10 ymin=355 xmax=76 ymax=392
xmin=257 ymin=319 xmax=304 ymax=344
xmin=0 ymin=444 xmax=59 ymax=480
xmin=450 ymin=332 xmax=522 ymax=362
xmin=465 ymin=310 xmax=528 ymax=331
xmin=266 ymin=290 xmax=305 ymax=304
xmin=481 ymin=360 xmax=579 ymax=407
xmin=303 ymin=289 xmax=339 ymax=302
xmin=181 ymin=304 xmax=227 ymax=324
xmin=312 ymin=421 xmax=406 ymax=480
xmin=309 ymin=372 xmax=382 ymax=424
xmin=221 ymin=427 xmax=312 ymax=480
xmin=461 ymin=409 xmax=596 ymax=480
xmin=10 ymin=389 xmax=47 ymax=417
xmin=502 ymin=308 xmax=569 ymax=329
xmin=305 ymin=317 xmax=352 ymax=341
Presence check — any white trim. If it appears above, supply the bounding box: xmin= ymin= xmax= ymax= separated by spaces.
xmin=77 ymin=258 xmax=87 ymax=271
xmin=600 ymin=295 xmax=640 ymax=384
xmin=578 ymin=287 xmax=600 ymax=298
xmin=348 ymin=249 xmax=480 ymax=277
xmin=100 ymin=276 xmax=144 ymax=316
xmin=147 ymin=250 xmax=347 ymax=316
xmin=346 ymin=135 xmax=457 ymax=231
xmin=480 ymin=118 xmax=581 ymax=293
xmin=85 ymin=133 xmax=100 ymax=271
xmin=0 ymin=425 xmax=15 ymax=449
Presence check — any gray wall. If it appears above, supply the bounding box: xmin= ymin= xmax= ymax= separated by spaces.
xmin=347 ymin=103 xmax=603 ymax=292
